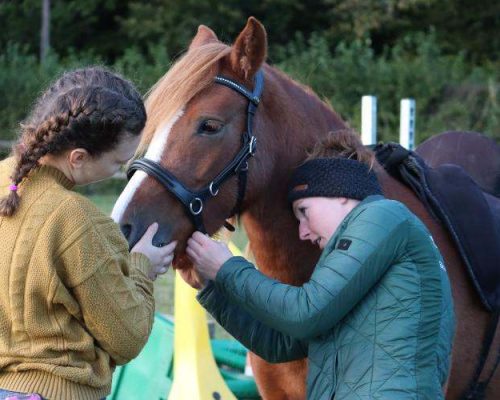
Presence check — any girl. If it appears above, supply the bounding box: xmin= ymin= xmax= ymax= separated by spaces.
xmin=0 ymin=67 xmax=176 ymax=400
xmin=185 ymin=133 xmax=455 ymax=399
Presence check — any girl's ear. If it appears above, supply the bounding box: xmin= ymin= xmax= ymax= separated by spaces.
xmin=68 ymin=148 xmax=90 ymax=169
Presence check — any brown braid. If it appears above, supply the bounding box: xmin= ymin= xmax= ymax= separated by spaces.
xmin=0 ymin=67 xmax=146 ymax=217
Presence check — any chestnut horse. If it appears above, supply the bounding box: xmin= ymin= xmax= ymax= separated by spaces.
xmin=112 ymin=18 xmax=499 ymax=399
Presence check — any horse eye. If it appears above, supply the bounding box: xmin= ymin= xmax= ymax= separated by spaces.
xmin=197 ymin=119 xmax=224 ymax=135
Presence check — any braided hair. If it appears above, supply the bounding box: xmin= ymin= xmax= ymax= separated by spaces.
xmin=0 ymin=66 xmax=146 ymax=216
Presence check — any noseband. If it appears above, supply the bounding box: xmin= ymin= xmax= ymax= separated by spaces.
xmin=127 ymin=70 xmax=264 ymax=234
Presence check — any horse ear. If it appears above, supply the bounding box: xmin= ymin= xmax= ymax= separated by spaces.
xmin=189 ymin=25 xmax=219 ymax=50
xmin=229 ymin=17 xmax=267 ymax=80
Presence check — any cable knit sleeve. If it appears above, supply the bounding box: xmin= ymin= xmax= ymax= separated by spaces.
xmin=70 ymin=252 xmax=154 ymax=364
xmin=52 ymin=195 xmax=154 ymax=365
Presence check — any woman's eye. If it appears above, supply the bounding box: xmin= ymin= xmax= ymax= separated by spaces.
xmin=197 ymin=119 xmax=224 ymax=135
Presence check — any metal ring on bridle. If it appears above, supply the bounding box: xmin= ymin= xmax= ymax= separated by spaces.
xmin=189 ymin=198 xmax=203 ymax=215
xmin=209 ymin=182 xmax=219 ymax=197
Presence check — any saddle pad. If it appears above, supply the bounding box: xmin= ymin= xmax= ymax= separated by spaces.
xmin=375 ymin=142 xmax=500 ymax=312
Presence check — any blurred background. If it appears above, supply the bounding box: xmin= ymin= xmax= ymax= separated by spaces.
xmin=1 ymin=0 xmax=499 ymax=315
xmin=1 ymin=0 xmax=499 ymax=145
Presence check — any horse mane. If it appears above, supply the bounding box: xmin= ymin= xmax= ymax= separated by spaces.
xmin=136 ymin=42 xmax=232 ymax=156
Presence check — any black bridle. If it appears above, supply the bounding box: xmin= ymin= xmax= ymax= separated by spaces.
xmin=127 ymin=70 xmax=264 ymax=234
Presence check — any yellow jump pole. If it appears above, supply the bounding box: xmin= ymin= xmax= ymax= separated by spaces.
xmin=168 ymin=242 xmax=242 ymax=400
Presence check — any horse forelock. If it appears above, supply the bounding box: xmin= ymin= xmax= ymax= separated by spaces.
xmin=136 ymin=42 xmax=232 ymax=157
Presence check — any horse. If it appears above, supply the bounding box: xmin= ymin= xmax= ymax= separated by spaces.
xmin=111 ymin=17 xmax=499 ymax=399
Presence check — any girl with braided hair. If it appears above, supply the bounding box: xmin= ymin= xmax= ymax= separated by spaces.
xmin=183 ymin=130 xmax=455 ymax=399
xmin=0 ymin=67 xmax=176 ymax=400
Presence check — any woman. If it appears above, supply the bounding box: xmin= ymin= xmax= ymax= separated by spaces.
xmin=0 ymin=67 xmax=176 ymax=400
xmin=185 ymin=133 xmax=455 ymax=399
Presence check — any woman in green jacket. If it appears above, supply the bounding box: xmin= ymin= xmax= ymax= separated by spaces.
xmin=185 ymin=134 xmax=455 ymax=399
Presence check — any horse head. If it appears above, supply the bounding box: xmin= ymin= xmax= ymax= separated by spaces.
xmin=112 ymin=18 xmax=277 ymax=269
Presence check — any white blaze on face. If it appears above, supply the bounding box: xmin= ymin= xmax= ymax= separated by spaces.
xmin=111 ymin=109 xmax=185 ymax=222
xmin=144 ymin=108 xmax=184 ymax=161
xmin=110 ymin=170 xmax=147 ymax=223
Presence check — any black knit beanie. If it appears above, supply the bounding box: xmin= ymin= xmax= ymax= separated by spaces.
xmin=288 ymin=158 xmax=382 ymax=203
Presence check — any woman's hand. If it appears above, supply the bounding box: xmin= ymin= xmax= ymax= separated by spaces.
xmin=186 ymin=231 xmax=233 ymax=281
xmin=131 ymin=223 xmax=177 ymax=280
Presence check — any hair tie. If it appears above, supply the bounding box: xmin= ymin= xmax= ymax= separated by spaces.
xmin=8 ymin=184 xmax=18 ymax=192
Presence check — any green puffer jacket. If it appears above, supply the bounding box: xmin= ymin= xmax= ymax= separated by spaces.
xmin=198 ymin=195 xmax=455 ymax=399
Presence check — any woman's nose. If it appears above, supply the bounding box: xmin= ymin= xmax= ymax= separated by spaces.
xmin=298 ymin=222 xmax=310 ymax=241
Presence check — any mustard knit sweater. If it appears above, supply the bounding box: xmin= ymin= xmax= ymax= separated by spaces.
xmin=0 ymin=157 xmax=154 ymax=400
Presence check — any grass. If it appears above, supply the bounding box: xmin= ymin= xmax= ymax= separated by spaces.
xmin=85 ymin=191 xmax=249 ymax=339
xmin=87 ymin=194 xmax=118 ymax=216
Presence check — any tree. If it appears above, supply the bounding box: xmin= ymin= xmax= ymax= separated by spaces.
xmin=40 ymin=0 xmax=50 ymax=63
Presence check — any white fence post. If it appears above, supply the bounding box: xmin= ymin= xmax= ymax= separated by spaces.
xmin=361 ymin=95 xmax=377 ymax=145
xmin=399 ymin=98 xmax=416 ymax=150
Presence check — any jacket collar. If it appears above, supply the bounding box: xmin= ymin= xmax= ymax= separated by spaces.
xmin=319 ymin=195 xmax=385 ymax=258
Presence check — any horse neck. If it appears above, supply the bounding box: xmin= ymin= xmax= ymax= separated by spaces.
xmin=240 ymin=67 xmax=345 ymax=284
xmin=262 ymin=67 xmax=346 ymax=161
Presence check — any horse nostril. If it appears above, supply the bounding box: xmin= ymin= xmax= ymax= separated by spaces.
xmin=120 ymin=223 xmax=132 ymax=240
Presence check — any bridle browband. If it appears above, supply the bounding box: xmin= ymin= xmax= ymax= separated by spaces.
xmin=127 ymin=70 xmax=264 ymax=234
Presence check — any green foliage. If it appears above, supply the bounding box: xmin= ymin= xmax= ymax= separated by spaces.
xmin=3 ymin=0 xmax=497 ymax=63
xmin=0 ymin=1 xmax=498 ymax=144
xmin=118 ymin=0 xmax=246 ymax=56
xmin=0 ymin=43 xmax=170 ymax=141
xmin=112 ymin=44 xmax=171 ymax=93
xmin=276 ymin=32 xmax=499 ymax=143
xmin=0 ymin=43 xmax=59 ymax=139
xmin=0 ymin=43 xmax=105 ymax=139
xmin=0 ymin=0 xmax=127 ymax=60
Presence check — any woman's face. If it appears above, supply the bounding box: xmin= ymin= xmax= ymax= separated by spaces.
xmin=292 ymin=197 xmax=358 ymax=249
xmin=72 ymin=133 xmax=141 ymax=185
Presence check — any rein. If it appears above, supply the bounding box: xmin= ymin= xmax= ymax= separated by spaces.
xmin=127 ymin=70 xmax=264 ymax=233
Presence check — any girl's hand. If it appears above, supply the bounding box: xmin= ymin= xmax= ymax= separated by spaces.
xmin=186 ymin=231 xmax=233 ymax=281
xmin=131 ymin=223 xmax=177 ymax=280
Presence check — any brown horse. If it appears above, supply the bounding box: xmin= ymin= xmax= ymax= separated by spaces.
xmin=111 ymin=18 xmax=499 ymax=399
